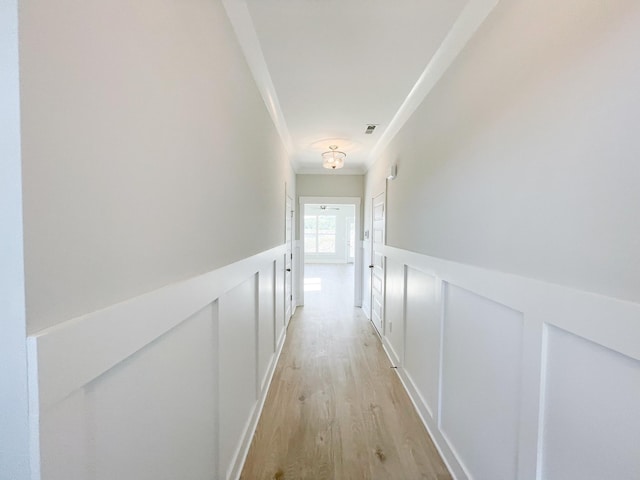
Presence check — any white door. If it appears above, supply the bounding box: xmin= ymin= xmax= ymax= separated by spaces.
xmin=285 ymin=195 xmax=293 ymax=326
xmin=347 ymin=217 xmax=355 ymax=264
xmin=370 ymin=192 xmax=385 ymax=334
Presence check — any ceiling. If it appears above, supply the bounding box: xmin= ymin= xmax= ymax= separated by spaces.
xmin=223 ymin=0 xmax=498 ymax=174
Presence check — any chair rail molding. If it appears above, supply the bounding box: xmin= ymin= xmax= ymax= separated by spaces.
xmin=376 ymin=245 xmax=640 ymax=480
xmin=28 ymin=244 xmax=289 ymax=480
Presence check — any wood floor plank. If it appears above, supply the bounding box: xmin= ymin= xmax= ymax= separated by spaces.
xmin=240 ymin=265 xmax=451 ymax=480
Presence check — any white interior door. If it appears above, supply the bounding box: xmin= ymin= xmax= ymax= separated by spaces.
xmin=370 ymin=192 xmax=385 ymax=334
xmin=347 ymin=217 xmax=355 ymax=264
xmin=285 ymin=195 xmax=293 ymax=326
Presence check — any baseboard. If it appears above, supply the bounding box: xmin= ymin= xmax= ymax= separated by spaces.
xmin=392 ymin=360 xmax=467 ymax=480
xmin=229 ymin=324 xmax=287 ymax=480
xmin=27 ymin=244 xmax=291 ymax=480
xmin=374 ymin=245 xmax=640 ymax=479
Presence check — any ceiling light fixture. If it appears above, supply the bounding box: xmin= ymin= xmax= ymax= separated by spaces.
xmin=321 ymin=145 xmax=346 ymax=170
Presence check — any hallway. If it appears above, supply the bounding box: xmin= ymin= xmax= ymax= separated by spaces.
xmin=8 ymin=2 xmax=640 ymax=478
xmin=240 ymin=264 xmax=451 ymax=480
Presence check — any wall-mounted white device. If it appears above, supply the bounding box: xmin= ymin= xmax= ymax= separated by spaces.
xmin=387 ymin=164 xmax=397 ymax=180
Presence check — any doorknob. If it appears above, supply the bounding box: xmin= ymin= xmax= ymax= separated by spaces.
xmin=369 ymin=265 xmax=374 ymax=269
xmin=286 ymin=268 xmax=291 ymax=272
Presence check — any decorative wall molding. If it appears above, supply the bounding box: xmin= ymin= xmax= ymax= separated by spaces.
xmin=27 ymin=244 xmax=290 ymax=480
xmin=28 ymin=245 xmax=287 ymax=413
xmin=377 ymin=245 xmax=640 ymax=479
xmin=367 ymin=0 xmax=501 ymax=168
xmin=221 ymin=0 xmax=293 ymax=155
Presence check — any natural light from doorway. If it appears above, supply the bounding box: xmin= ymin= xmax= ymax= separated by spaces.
xmin=304 ymin=277 xmax=322 ymax=292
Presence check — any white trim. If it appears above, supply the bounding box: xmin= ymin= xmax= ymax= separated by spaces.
xmin=28 ymin=245 xmax=286 ymax=413
xmin=382 ymin=245 xmax=640 ymax=360
xmin=285 ymin=190 xmax=294 ymax=327
xmin=298 ymin=196 xmax=362 ymax=308
xmin=299 ymin=196 xmax=362 ymax=206
xmin=295 ymin=166 xmax=367 ymax=175
xmin=367 ymin=0 xmax=500 ymax=169
xmin=229 ymin=323 xmax=286 ymax=480
xmin=1 ymin=1 xmax=31 ymax=477
xmin=221 ymin=0 xmax=293 ymax=156
xmin=535 ymin=325 xmax=551 ymax=480
xmin=27 ymin=244 xmax=289 ymax=480
xmin=27 ymin=340 xmax=41 ymax=480
xmin=376 ymin=245 xmax=640 ymax=479
xmin=386 ymin=347 xmax=468 ymax=480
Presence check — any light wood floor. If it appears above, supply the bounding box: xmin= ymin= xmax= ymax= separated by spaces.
xmin=240 ymin=264 xmax=451 ymax=480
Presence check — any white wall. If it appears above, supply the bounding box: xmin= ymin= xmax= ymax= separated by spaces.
xmin=380 ymin=0 xmax=640 ymax=303
xmin=20 ymin=0 xmax=293 ymax=334
xmin=364 ymin=1 xmax=640 ymax=478
xmin=0 ymin=1 xmax=30 ymax=477
xmin=296 ymin=174 xmax=364 ymax=240
xmin=17 ymin=0 xmax=296 ymax=478
xmin=371 ymin=247 xmax=640 ymax=480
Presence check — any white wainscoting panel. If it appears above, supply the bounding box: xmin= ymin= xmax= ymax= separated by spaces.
xmin=384 ymin=258 xmax=406 ymax=365
xmin=258 ymin=262 xmax=276 ymax=391
xmin=89 ymin=303 xmax=218 ymax=480
xmin=28 ymin=245 xmax=288 ymax=480
xmin=441 ymin=284 xmax=523 ymax=480
xmin=404 ymin=268 xmax=441 ymax=419
xmin=374 ymin=245 xmax=640 ymax=479
xmin=39 ymin=388 xmax=86 ymax=480
xmin=540 ymin=325 xmax=640 ymax=480
xmin=275 ymin=255 xmax=285 ymax=347
xmin=218 ymin=275 xmax=258 ymax=479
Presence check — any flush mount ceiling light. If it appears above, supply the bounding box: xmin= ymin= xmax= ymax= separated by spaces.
xmin=321 ymin=145 xmax=346 ymax=170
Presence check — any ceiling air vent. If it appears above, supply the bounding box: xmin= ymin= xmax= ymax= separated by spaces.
xmin=365 ymin=124 xmax=377 ymax=134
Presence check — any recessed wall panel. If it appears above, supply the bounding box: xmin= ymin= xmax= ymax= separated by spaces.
xmin=258 ymin=263 xmax=276 ymax=389
xmin=39 ymin=389 xmax=87 ymax=480
xmin=384 ymin=259 xmax=405 ymax=364
xmin=441 ymin=284 xmax=523 ymax=480
xmin=541 ymin=326 xmax=640 ymax=480
xmin=87 ymin=304 xmax=217 ymax=480
xmin=404 ymin=268 xmax=440 ymax=416
xmin=218 ymin=275 xmax=258 ymax=478
xmin=275 ymin=257 xmax=285 ymax=343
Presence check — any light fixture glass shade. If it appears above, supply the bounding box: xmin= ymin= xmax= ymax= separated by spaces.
xmin=321 ymin=145 xmax=346 ymax=170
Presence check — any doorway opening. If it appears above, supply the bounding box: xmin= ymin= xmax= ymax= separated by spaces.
xmin=298 ymin=197 xmax=362 ymax=308
xmin=304 ymin=204 xmax=355 ymax=264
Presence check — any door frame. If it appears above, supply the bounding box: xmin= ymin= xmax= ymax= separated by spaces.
xmin=369 ymin=191 xmax=386 ymax=332
xmin=346 ymin=216 xmax=356 ymax=264
xmin=298 ymin=196 xmax=362 ymax=307
xmin=285 ymin=193 xmax=294 ymax=326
